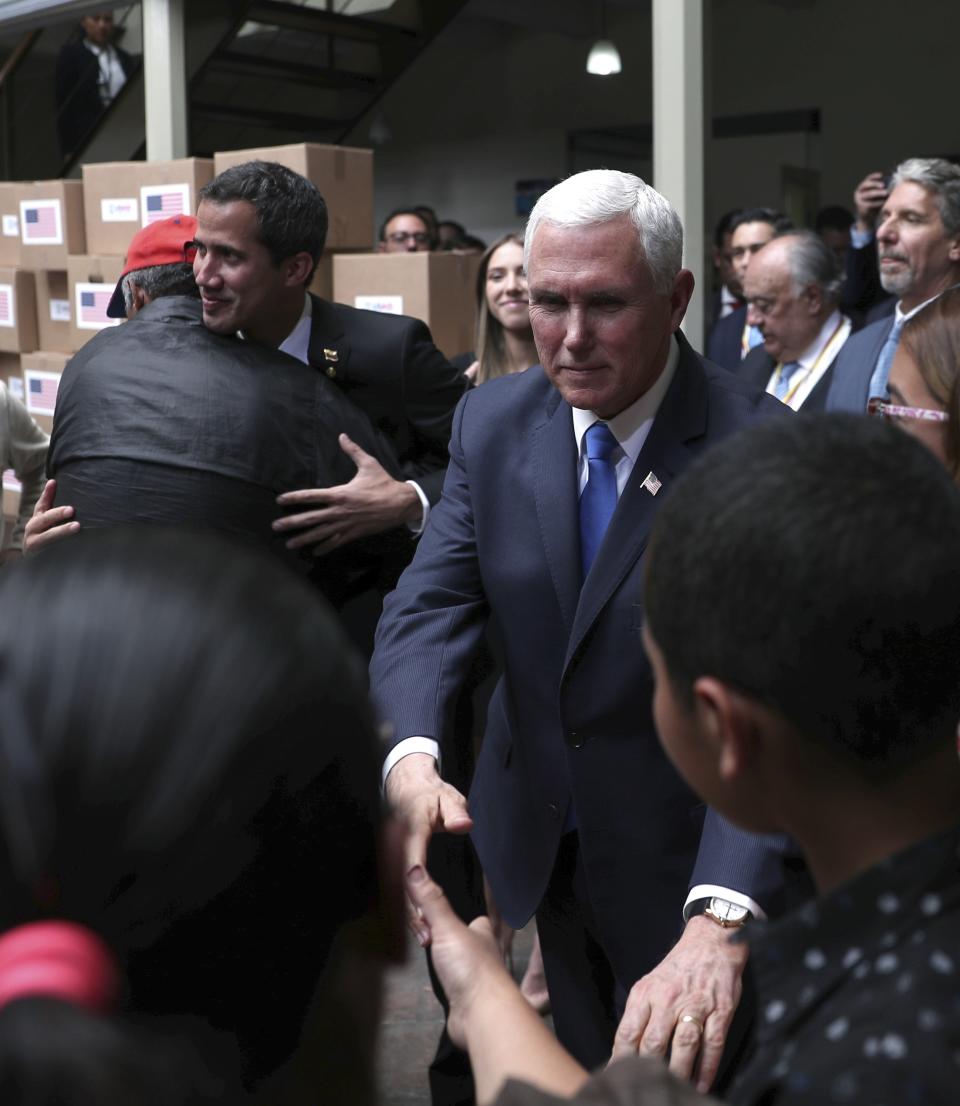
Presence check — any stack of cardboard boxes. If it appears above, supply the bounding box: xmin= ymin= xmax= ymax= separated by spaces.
xmin=1 ymin=140 xmax=479 ymax=538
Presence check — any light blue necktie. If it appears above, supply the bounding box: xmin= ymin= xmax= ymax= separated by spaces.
xmin=747 ymin=325 xmax=764 ymax=351
xmin=774 ymin=360 xmax=803 ymax=402
xmin=868 ymin=318 xmax=904 ymax=400
xmin=579 ymin=422 xmax=619 ymax=580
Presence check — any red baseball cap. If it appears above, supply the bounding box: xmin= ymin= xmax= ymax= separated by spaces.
xmin=106 ymin=214 xmax=198 ymax=319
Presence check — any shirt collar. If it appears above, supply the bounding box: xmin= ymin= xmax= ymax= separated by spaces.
xmin=571 ymin=335 xmax=680 ymax=462
xmin=896 ymin=292 xmax=942 ymax=327
xmin=791 ymin=309 xmax=846 ymax=369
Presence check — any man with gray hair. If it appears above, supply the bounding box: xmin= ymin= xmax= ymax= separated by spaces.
xmin=738 ymin=230 xmax=854 ymax=410
xmin=828 ymin=157 xmax=960 ymax=411
xmin=373 ymin=169 xmax=797 ymax=1092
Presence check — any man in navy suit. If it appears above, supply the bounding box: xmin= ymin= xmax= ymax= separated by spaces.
xmin=737 ymin=230 xmax=854 ymax=411
xmin=828 ymin=157 xmax=960 ymax=412
xmin=706 ymin=209 xmax=791 ymax=370
xmin=373 ymin=171 xmax=795 ymax=1090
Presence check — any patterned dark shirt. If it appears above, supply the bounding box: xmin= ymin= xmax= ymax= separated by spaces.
xmin=728 ymin=822 xmax=960 ymax=1105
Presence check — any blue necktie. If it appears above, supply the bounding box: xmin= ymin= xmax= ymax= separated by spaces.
xmin=579 ymin=422 xmax=619 ymax=580
xmin=774 ymin=360 xmax=803 ymax=402
xmin=747 ymin=324 xmax=764 ymax=350
xmin=868 ymin=318 xmax=904 ymax=400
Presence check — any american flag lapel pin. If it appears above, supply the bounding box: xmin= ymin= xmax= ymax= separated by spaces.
xmin=641 ymin=471 xmax=662 ymax=496
xmin=323 ymin=348 xmax=338 ymax=362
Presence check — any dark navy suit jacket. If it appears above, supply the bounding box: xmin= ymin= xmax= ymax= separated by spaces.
xmin=372 ymin=335 xmax=797 ymax=991
xmin=826 ymin=314 xmax=896 ymax=412
xmin=706 ymin=304 xmax=747 ymax=370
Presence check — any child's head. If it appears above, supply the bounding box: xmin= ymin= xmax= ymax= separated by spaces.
xmin=644 ymin=413 xmax=960 ymax=833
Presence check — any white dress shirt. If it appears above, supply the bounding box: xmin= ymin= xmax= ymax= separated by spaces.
xmin=84 ymin=40 xmax=127 ymax=103
xmin=764 ymin=310 xmax=851 ymax=411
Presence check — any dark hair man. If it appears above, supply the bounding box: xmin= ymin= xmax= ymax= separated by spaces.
xmin=738 ymin=230 xmax=854 ymax=410
xmin=41 ymin=215 xmax=406 ymax=614
xmin=379 ymin=207 xmax=435 ymax=252
xmin=706 ymin=208 xmax=792 ymax=371
xmin=373 ymin=169 xmax=790 ymax=1092
xmin=828 ymin=157 xmax=960 ymax=412
xmin=706 ymin=209 xmax=743 ymax=330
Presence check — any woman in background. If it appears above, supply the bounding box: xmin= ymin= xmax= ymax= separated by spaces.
xmin=455 ymin=233 xmax=539 ymax=384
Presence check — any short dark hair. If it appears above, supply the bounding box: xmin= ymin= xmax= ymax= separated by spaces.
xmin=199 ymin=160 xmax=328 ymax=281
xmin=730 ymin=207 xmax=793 ymax=235
xmin=645 ymin=413 xmax=960 ymax=774
xmin=814 ymin=204 xmax=854 ymax=234
xmin=378 ymin=207 xmax=434 ymax=246
xmin=713 ymin=209 xmax=743 ymax=249
xmin=0 ymin=528 xmax=381 ymax=1099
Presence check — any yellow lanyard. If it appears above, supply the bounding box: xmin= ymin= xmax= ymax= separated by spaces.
xmin=773 ymin=318 xmax=848 ymax=405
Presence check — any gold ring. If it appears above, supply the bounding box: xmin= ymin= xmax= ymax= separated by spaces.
xmin=678 ymin=1014 xmax=704 ymax=1034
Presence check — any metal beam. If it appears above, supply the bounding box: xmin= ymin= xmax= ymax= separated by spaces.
xmin=652 ymin=0 xmax=705 ymax=350
xmin=143 ymin=0 xmax=187 ymax=160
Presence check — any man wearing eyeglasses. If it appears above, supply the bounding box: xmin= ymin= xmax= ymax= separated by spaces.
xmin=378 ymin=208 xmax=436 ymax=252
xmin=828 ymin=158 xmax=960 ymax=413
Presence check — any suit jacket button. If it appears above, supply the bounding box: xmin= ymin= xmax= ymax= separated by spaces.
xmin=569 ymin=730 xmax=583 ymax=748
xmin=326 ymin=365 xmax=337 ymax=378
xmin=547 ymin=802 xmax=560 ymax=818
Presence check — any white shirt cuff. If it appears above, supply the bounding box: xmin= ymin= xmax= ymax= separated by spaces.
xmin=850 ymin=227 xmax=874 ymax=250
xmin=683 ymin=884 xmax=767 ymax=923
xmin=381 ymin=736 xmax=440 ymax=789
xmin=406 ymin=481 xmax=430 ymax=535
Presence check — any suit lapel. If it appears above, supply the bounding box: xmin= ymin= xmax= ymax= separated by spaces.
xmin=532 ymin=389 xmax=581 ymax=638
xmin=307 ymin=293 xmax=351 ymax=380
xmin=564 ymin=337 xmax=708 ymax=669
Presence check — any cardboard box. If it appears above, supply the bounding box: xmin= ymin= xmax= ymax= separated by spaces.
xmin=213 ymin=143 xmax=373 ymax=250
xmin=0 ymin=269 xmax=38 ymax=353
xmin=67 ymin=255 xmax=123 ymax=352
xmin=333 ymin=251 xmax=480 ymax=359
xmin=21 ymin=351 xmax=69 ymax=434
xmin=82 ymin=158 xmax=214 ymax=255
xmin=34 ymin=271 xmax=73 ymax=353
xmin=17 ymin=180 xmax=85 ymax=269
xmin=0 ymin=184 xmax=24 ymax=266
xmin=308 ymin=250 xmax=367 ymax=301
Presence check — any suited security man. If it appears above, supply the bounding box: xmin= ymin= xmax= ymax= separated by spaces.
xmin=374 ymin=171 xmax=795 ymax=1088
xmin=737 ymin=230 xmax=854 ymax=411
xmin=191 ymin=161 xmax=468 ymax=651
xmin=828 ymin=157 xmax=960 ymax=412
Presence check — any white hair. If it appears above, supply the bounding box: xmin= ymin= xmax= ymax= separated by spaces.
xmin=523 ymin=170 xmax=683 ymax=293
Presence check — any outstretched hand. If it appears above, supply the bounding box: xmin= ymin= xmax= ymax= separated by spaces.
xmin=273 ymin=434 xmax=422 ymax=554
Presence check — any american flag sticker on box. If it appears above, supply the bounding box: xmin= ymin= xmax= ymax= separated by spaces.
xmin=24 ymin=370 xmax=60 ymax=416
xmin=140 ymin=183 xmax=191 ymax=226
xmin=75 ymin=283 xmax=120 ymax=331
xmin=2 ymin=469 xmax=21 ymax=494
xmin=19 ymin=199 xmax=63 ymax=245
xmin=0 ymin=283 xmax=14 ymax=328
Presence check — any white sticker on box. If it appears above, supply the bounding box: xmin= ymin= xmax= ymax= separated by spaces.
xmin=140 ymin=183 xmax=191 ymax=226
xmin=19 ymin=198 xmax=63 ymax=245
xmin=24 ymin=370 xmax=60 ymax=416
xmin=354 ymin=294 xmax=403 ymax=315
xmin=2 ymin=469 xmax=22 ymax=493
xmin=0 ymin=283 xmax=14 ymax=328
xmin=75 ymin=283 xmax=120 ymax=331
xmin=1 ymin=215 xmax=18 ymax=237
xmin=101 ymin=197 xmax=139 ymax=223
xmin=50 ymin=299 xmax=71 ymax=323
xmin=7 ymin=377 xmax=23 ymax=402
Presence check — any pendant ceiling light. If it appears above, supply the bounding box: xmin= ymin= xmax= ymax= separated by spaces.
xmin=586 ymin=2 xmax=622 ymax=76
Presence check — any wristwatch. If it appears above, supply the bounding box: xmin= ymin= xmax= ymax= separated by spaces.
xmin=699 ymin=896 xmax=752 ymax=929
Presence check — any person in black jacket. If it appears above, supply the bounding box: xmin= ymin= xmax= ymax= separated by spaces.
xmin=55 ymin=11 xmax=135 ymax=159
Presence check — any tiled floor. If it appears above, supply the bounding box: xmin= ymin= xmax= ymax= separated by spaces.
xmin=377 ymin=923 xmax=538 ymax=1106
